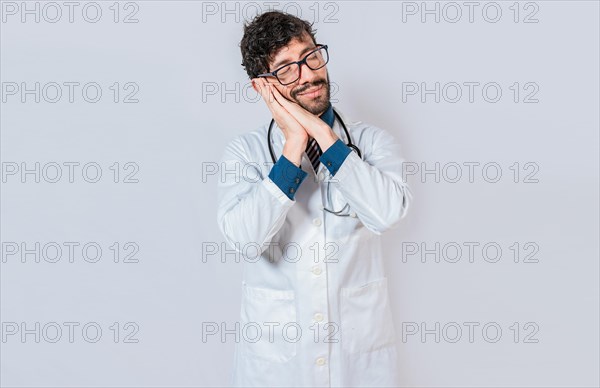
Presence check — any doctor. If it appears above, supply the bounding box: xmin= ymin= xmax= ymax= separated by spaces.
xmin=217 ymin=10 xmax=412 ymax=387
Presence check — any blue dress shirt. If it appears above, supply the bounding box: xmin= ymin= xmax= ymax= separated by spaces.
xmin=268 ymin=102 xmax=352 ymax=200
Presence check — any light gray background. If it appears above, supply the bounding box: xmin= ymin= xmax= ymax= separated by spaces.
xmin=1 ymin=1 xmax=598 ymax=387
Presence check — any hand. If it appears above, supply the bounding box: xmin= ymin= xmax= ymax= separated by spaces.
xmin=253 ymin=78 xmax=308 ymax=166
xmin=269 ymin=84 xmax=339 ymax=152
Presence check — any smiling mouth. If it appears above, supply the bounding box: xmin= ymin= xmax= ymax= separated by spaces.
xmin=298 ymin=84 xmax=324 ymax=96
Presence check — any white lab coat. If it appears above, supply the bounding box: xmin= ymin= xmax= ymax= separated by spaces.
xmin=216 ymin=107 xmax=412 ymax=387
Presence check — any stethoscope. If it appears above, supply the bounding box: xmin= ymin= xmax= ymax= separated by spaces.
xmin=267 ymin=108 xmax=362 ymax=217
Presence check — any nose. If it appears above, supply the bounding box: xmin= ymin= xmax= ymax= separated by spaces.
xmin=297 ymin=62 xmax=322 ymax=85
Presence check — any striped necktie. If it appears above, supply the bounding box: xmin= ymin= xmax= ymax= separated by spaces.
xmin=305 ymin=137 xmax=322 ymax=173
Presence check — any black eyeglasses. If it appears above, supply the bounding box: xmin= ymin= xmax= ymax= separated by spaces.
xmin=257 ymin=44 xmax=329 ymax=86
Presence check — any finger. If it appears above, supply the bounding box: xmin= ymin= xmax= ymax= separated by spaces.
xmin=257 ymin=79 xmax=270 ymax=98
xmin=269 ymin=84 xmax=300 ymax=111
xmin=260 ymin=80 xmax=281 ymax=109
xmin=271 ymin=85 xmax=310 ymax=120
xmin=268 ymin=86 xmax=323 ymax=138
xmin=255 ymin=80 xmax=279 ymax=117
xmin=268 ymin=83 xmax=293 ymax=109
xmin=256 ymin=79 xmax=272 ymax=104
xmin=266 ymin=85 xmax=306 ymax=130
xmin=266 ymin=83 xmax=285 ymax=109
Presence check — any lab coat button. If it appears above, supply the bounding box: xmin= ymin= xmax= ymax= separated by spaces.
xmin=326 ymin=161 xmax=332 ymax=167
xmin=313 ymin=218 xmax=322 ymax=227
xmin=289 ymin=187 xmax=295 ymax=193
xmin=294 ymin=177 xmax=300 ymax=184
xmin=314 ymin=313 xmax=324 ymax=322
xmin=316 ymin=357 xmax=326 ymax=366
xmin=312 ymin=266 xmax=322 ymax=276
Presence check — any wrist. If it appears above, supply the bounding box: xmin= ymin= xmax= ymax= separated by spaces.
xmin=315 ymin=126 xmax=338 ymax=152
xmin=282 ymin=139 xmax=305 ymax=167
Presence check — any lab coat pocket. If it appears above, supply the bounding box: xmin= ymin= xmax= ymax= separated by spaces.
xmin=240 ymin=282 xmax=298 ymax=363
xmin=340 ymin=277 xmax=396 ymax=354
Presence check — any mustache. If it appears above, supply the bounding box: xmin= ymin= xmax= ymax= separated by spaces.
xmin=293 ymin=80 xmax=327 ymax=97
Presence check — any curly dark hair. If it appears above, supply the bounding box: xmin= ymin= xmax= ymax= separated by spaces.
xmin=240 ymin=11 xmax=317 ymax=80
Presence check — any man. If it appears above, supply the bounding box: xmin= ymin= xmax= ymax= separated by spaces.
xmin=217 ymin=10 xmax=412 ymax=387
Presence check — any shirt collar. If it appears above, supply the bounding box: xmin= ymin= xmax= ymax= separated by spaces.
xmin=319 ymin=102 xmax=334 ymax=128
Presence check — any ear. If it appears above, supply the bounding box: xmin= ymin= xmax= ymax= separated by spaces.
xmin=251 ymin=79 xmax=258 ymax=93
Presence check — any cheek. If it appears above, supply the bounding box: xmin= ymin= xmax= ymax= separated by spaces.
xmin=280 ymin=87 xmax=295 ymax=100
xmin=281 ymin=88 xmax=294 ymax=100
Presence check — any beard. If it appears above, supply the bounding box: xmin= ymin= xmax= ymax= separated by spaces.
xmin=290 ymin=73 xmax=331 ymax=116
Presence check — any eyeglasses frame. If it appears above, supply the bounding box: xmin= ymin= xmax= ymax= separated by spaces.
xmin=256 ymin=44 xmax=329 ymax=85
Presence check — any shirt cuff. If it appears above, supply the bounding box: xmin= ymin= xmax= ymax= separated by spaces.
xmin=268 ymin=155 xmax=308 ymax=200
xmin=319 ymin=139 xmax=352 ymax=176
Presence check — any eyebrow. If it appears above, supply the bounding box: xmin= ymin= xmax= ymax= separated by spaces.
xmin=271 ymin=45 xmax=317 ymax=70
